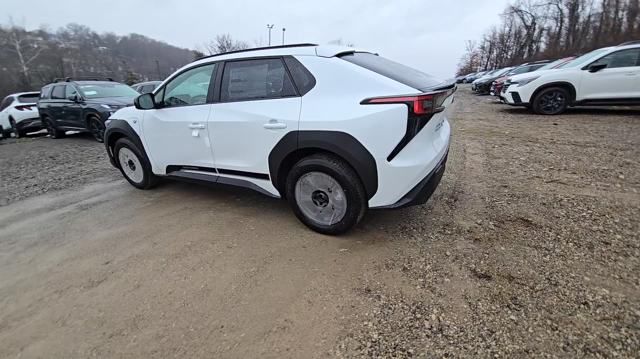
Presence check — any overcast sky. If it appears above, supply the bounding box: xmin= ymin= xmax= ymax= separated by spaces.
xmin=4 ymin=0 xmax=511 ymax=78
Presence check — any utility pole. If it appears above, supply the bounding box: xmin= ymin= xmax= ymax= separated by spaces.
xmin=282 ymin=28 xmax=286 ymax=45
xmin=155 ymin=59 xmax=162 ymax=80
xmin=267 ymin=24 xmax=274 ymax=46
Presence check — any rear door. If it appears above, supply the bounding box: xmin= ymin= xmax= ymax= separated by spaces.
xmin=209 ymin=58 xmax=301 ymax=190
xmin=580 ymin=48 xmax=640 ymax=100
xmin=49 ymin=85 xmax=67 ymax=126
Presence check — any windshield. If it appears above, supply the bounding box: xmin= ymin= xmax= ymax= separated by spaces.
xmin=78 ymin=83 xmax=140 ymax=99
xmin=558 ymin=48 xmax=610 ymax=69
xmin=494 ymin=67 xmax=513 ymax=77
xmin=536 ymin=59 xmax=566 ymax=71
xmin=508 ymin=66 xmax=532 ymax=75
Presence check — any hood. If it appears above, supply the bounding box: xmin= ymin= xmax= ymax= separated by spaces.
xmin=509 ymin=68 xmax=559 ymax=82
xmin=86 ymin=96 xmax=135 ymax=107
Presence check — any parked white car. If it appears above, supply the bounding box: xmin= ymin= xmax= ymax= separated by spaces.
xmin=0 ymin=92 xmax=42 ymax=138
xmin=104 ymin=44 xmax=453 ymax=234
xmin=503 ymin=42 xmax=640 ymax=115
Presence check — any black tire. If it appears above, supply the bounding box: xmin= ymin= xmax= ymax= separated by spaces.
xmin=285 ymin=153 xmax=367 ymax=235
xmin=87 ymin=116 xmax=105 ymax=143
xmin=43 ymin=117 xmax=65 ymax=139
xmin=532 ymin=87 xmax=569 ymax=115
xmin=9 ymin=118 xmax=20 ymax=138
xmin=113 ymin=137 xmax=159 ymax=190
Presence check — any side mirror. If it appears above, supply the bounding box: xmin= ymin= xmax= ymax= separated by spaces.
xmin=134 ymin=93 xmax=156 ymax=110
xmin=67 ymin=94 xmax=81 ymax=102
xmin=588 ymin=63 xmax=608 ymax=73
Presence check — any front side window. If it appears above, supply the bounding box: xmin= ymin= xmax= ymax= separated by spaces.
xmin=0 ymin=96 xmax=14 ymax=111
xmin=220 ymin=59 xmax=296 ymax=102
xmin=65 ymin=85 xmax=79 ymax=99
xmin=593 ymin=49 xmax=640 ymax=69
xmin=51 ymin=85 xmax=66 ymax=100
xmin=162 ymin=64 xmax=215 ymax=107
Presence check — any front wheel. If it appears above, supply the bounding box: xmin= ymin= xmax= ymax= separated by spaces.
xmin=285 ymin=154 xmax=366 ymax=235
xmin=88 ymin=116 xmax=105 ymax=142
xmin=9 ymin=118 xmax=24 ymax=138
xmin=114 ymin=138 xmax=158 ymax=189
xmin=532 ymin=87 xmax=569 ymax=115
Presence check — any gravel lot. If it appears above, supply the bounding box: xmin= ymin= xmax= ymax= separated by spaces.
xmin=0 ymin=87 xmax=638 ymax=358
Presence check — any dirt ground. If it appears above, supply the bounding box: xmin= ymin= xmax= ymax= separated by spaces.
xmin=0 ymin=87 xmax=638 ymax=358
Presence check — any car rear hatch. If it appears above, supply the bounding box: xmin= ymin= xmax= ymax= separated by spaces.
xmin=340 ymin=52 xmax=454 ymax=161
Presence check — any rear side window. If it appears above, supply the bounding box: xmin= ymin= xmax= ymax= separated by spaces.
xmin=220 ymin=59 xmax=296 ymax=102
xmin=51 ymin=85 xmax=66 ymax=100
xmin=17 ymin=94 xmax=40 ymax=103
xmin=40 ymin=86 xmax=53 ymax=100
xmin=284 ymin=57 xmax=316 ymax=95
xmin=340 ymin=52 xmax=443 ymax=92
xmin=0 ymin=96 xmax=14 ymax=111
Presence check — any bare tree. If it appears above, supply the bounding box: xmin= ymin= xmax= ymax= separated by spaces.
xmin=0 ymin=24 xmax=45 ymax=87
xmin=204 ymin=34 xmax=249 ymax=55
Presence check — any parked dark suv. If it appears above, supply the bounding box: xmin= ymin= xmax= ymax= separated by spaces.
xmin=38 ymin=78 xmax=140 ymax=142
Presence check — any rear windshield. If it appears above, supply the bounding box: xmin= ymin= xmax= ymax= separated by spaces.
xmin=340 ymin=52 xmax=443 ymax=91
xmin=17 ymin=94 xmax=40 ymax=103
xmin=78 ymin=83 xmax=140 ymax=99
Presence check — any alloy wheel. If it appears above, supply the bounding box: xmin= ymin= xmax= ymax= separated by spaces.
xmin=294 ymin=171 xmax=347 ymax=226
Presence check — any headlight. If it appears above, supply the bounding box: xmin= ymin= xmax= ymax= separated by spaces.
xmin=515 ymin=76 xmax=540 ymax=87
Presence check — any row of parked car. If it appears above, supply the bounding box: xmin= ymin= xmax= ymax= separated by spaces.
xmin=0 ymin=79 xmax=160 ymax=141
xmin=456 ymin=41 xmax=640 ymax=115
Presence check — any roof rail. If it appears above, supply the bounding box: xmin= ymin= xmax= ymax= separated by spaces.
xmin=53 ymin=77 xmax=114 ymax=83
xmin=618 ymin=40 xmax=640 ymax=46
xmin=196 ymin=43 xmax=318 ymax=61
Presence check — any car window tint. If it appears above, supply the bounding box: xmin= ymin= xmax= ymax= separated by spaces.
xmin=596 ymin=49 xmax=640 ymax=69
xmin=40 ymin=86 xmax=52 ymax=100
xmin=220 ymin=59 xmax=296 ymax=102
xmin=65 ymin=85 xmax=78 ymax=99
xmin=141 ymin=85 xmax=155 ymax=94
xmin=163 ymin=64 xmax=215 ymax=107
xmin=17 ymin=94 xmax=40 ymax=103
xmin=284 ymin=57 xmax=316 ymax=95
xmin=51 ymin=85 xmax=66 ymax=100
xmin=0 ymin=97 xmax=14 ymax=111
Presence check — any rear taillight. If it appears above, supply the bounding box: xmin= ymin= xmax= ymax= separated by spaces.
xmin=360 ymin=89 xmax=454 ymax=115
xmin=15 ymin=105 xmax=33 ymax=111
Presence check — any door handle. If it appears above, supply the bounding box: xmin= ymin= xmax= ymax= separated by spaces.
xmin=188 ymin=123 xmax=206 ymax=129
xmin=263 ymin=120 xmax=286 ymax=130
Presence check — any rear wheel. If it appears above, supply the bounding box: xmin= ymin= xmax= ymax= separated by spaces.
xmin=9 ymin=118 xmax=25 ymax=138
xmin=114 ymin=137 xmax=158 ymax=189
xmin=88 ymin=116 xmax=105 ymax=142
xmin=285 ymin=154 xmax=366 ymax=235
xmin=43 ymin=117 xmax=65 ymax=139
xmin=532 ymin=87 xmax=569 ymax=115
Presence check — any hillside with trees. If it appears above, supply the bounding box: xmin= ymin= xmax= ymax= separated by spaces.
xmin=0 ymin=23 xmax=199 ymax=98
xmin=457 ymin=0 xmax=640 ymax=75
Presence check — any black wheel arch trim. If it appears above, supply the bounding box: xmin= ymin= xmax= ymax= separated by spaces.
xmin=104 ymin=119 xmax=147 ymax=168
xmin=532 ymin=82 xmax=577 ymax=103
xmin=269 ymin=131 xmax=378 ymax=200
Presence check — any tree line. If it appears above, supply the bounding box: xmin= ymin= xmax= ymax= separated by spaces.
xmin=456 ymin=0 xmax=640 ymax=75
xmin=0 ymin=23 xmax=250 ymax=99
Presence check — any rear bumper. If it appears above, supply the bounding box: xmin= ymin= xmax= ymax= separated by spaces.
xmin=16 ymin=118 xmax=42 ymax=131
xmin=375 ymin=149 xmax=448 ymax=209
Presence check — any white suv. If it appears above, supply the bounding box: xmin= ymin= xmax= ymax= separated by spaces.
xmin=0 ymin=92 xmax=42 ymax=139
xmin=503 ymin=42 xmax=640 ymax=115
xmin=104 ymin=44 xmax=453 ymax=234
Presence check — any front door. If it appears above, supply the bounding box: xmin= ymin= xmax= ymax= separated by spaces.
xmin=209 ymin=58 xmax=301 ymax=193
xmin=579 ymin=48 xmax=640 ymax=100
xmin=141 ymin=63 xmax=217 ymax=174
xmin=64 ymin=85 xmax=83 ymax=128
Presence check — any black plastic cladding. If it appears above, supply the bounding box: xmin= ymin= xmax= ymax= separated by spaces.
xmin=269 ymin=131 xmax=378 ymax=200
